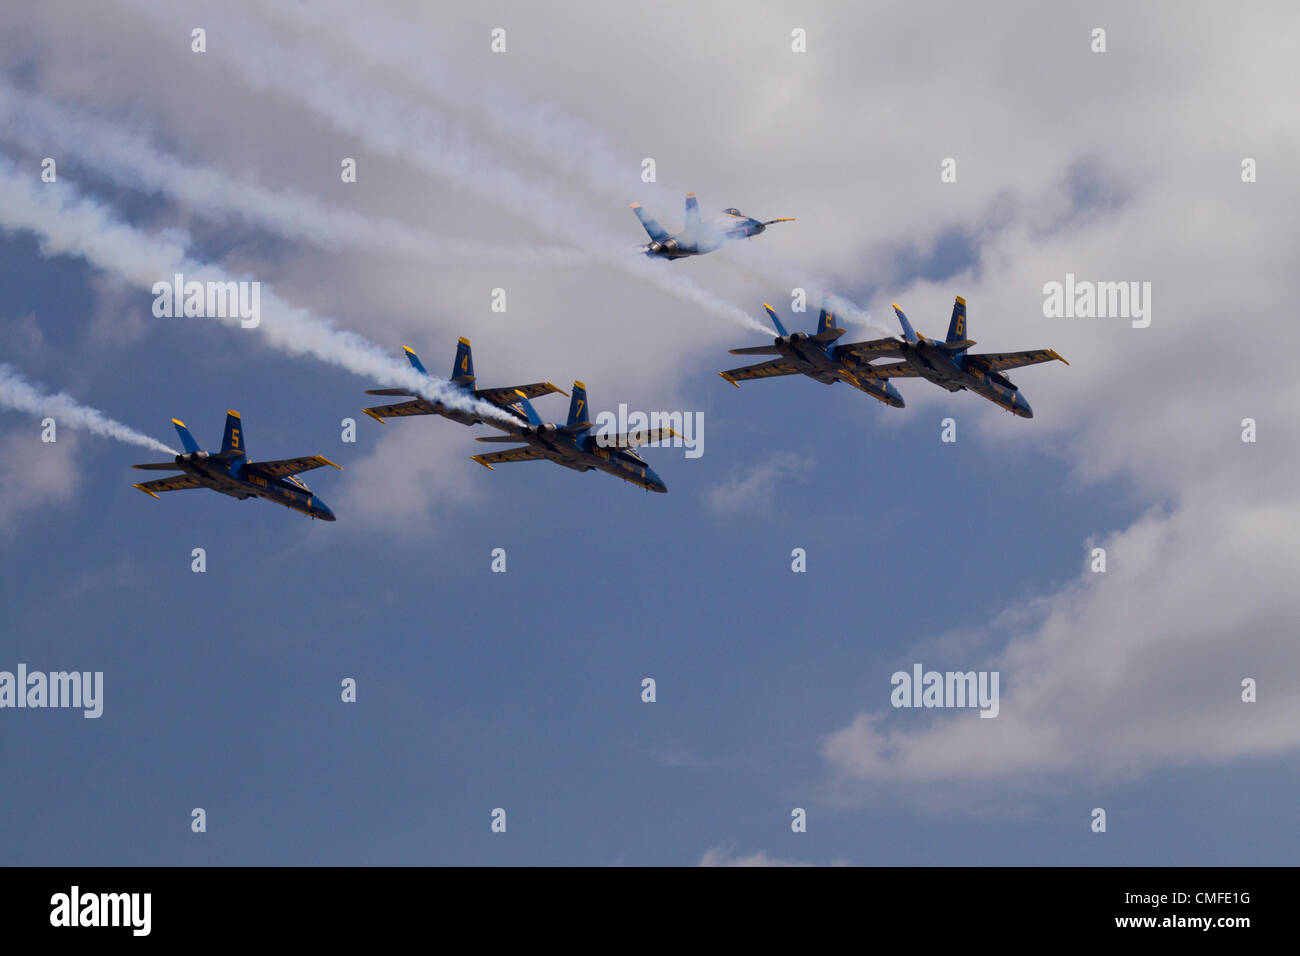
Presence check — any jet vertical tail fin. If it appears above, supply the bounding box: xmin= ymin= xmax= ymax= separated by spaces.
xmin=762 ymin=303 xmax=790 ymax=338
xmin=402 ymin=346 xmax=429 ymax=376
xmin=892 ymin=303 xmax=920 ymax=344
xmin=220 ymin=410 xmax=245 ymax=458
xmin=630 ymin=203 xmax=670 ymax=243
xmin=684 ymin=193 xmax=701 ymax=231
xmin=567 ymin=381 xmax=591 ymax=428
xmin=810 ymin=293 xmax=846 ymax=343
xmin=946 ymin=296 xmax=968 ymax=344
xmin=451 ymin=337 xmax=475 ymax=386
xmin=509 ymin=391 xmax=544 ymax=427
xmin=173 ymin=418 xmax=201 ymax=454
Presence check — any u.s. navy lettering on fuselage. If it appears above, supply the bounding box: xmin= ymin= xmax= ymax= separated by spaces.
xmin=0 ymin=664 xmax=102 ymax=718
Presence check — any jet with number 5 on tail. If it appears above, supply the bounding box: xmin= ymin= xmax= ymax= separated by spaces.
xmin=362 ymin=338 xmax=564 ymax=426
xmin=631 ymin=192 xmax=794 ymax=260
xmin=834 ymin=296 xmax=1068 ymax=418
xmin=132 ymin=410 xmax=340 ymax=520
xmin=470 ymin=382 xmax=677 ymax=493
xmin=718 ymin=295 xmax=905 ymax=408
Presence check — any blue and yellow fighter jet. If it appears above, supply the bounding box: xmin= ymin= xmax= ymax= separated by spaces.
xmin=837 ymin=297 xmax=1068 ymax=418
xmin=132 ymin=411 xmax=339 ymax=520
xmin=718 ymin=296 xmax=906 ymax=407
xmin=470 ymin=383 xmax=677 ymax=493
xmin=362 ymin=338 xmax=564 ymax=426
xmin=631 ymin=192 xmax=794 ymax=260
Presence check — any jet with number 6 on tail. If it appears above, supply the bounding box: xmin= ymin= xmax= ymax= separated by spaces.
xmin=833 ymin=296 xmax=1069 ymax=418
xmin=132 ymin=411 xmax=340 ymax=520
xmin=362 ymin=338 xmax=564 ymax=427
xmin=470 ymin=382 xmax=677 ymax=493
xmin=718 ymin=295 xmax=905 ymax=407
xmin=631 ymin=192 xmax=794 ymax=260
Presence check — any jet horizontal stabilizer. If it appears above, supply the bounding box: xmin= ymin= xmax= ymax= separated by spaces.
xmin=132 ymin=461 xmax=180 ymax=471
xmin=364 ymin=388 xmax=415 ymax=396
xmin=729 ymin=345 xmax=783 ymax=356
xmin=812 ymin=327 xmax=848 ymax=344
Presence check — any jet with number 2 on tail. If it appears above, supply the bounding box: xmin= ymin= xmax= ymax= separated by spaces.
xmin=470 ymin=382 xmax=677 ymax=493
xmin=835 ymin=296 xmax=1069 ymax=418
xmin=362 ymin=338 xmax=564 ymax=427
xmin=132 ymin=411 xmax=340 ymax=520
xmin=631 ymin=192 xmax=794 ymax=260
xmin=718 ymin=295 xmax=905 ymax=408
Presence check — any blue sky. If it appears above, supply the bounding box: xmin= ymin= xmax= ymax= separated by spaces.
xmin=2 ymin=0 xmax=1298 ymax=866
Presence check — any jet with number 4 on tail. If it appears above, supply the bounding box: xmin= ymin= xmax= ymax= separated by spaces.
xmin=718 ymin=296 xmax=905 ymax=407
xmin=631 ymin=192 xmax=794 ymax=260
xmin=132 ymin=411 xmax=340 ymax=520
xmin=470 ymin=382 xmax=677 ymax=493
xmin=362 ymin=338 xmax=564 ymax=427
xmin=834 ymin=297 xmax=1069 ymax=418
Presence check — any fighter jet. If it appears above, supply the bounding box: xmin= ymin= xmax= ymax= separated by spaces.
xmin=836 ymin=297 xmax=1068 ymax=418
xmin=718 ymin=296 xmax=905 ymax=408
xmin=132 ymin=411 xmax=339 ymax=520
xmin=631 ymin=192 xmax=794 ymax=260
xmin=470 ymin=382 xmax=676 ymax=493
xmin=362 ymin=338 xmax=564 ymax=426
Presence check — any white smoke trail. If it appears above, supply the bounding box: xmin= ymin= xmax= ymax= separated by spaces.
xmin=0 ymin=156 xmax=519 ymax=426
xmin=0 ymin=85 xmax=579 ymax=269
xmin=121 ymin=1 xmax=774 ymax=336
xmin=0 ymin=363 xmax=177 ymax=454
xmin=241 ymin=0 xmax=872 ymax=335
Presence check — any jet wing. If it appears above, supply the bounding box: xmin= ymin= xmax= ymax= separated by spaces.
xmin=246 ymin=455 xmax=343 ymax=479
xmin=717 ymin=359 xmax=801 ymax=386
xmin=605 ymin=427 xmax=679 ymax=449
xmin=361 ymin=399 xmax=433 ymax=422
xmin=471 ymin=446 xmax=547 ymax=469
xmin=969 ymin=349 xmax=1069 ymax=371
xmin=475 ymin=382 xmax=564 ymax=407
xmin=133 ymin=474 xmax=204 ymax=498
xmin=862 ymin=361 xmax=922 ymax=379
xmin=836 ymin=338 xmax=906 ymax=360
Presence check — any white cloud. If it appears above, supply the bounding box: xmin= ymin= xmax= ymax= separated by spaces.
xmin=699 ymin=845 xmax=848 ymax=867
xmin=707 ymin=451 xmax=814 ymax=515
xmin=0 ymin=426 xmax=80 ymax=530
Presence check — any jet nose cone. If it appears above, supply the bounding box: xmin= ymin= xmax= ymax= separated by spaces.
xmin=317 ymin=504 xmax=336 ymax=521
xmin=1015 ymin=396 xmax=1033 ymax=418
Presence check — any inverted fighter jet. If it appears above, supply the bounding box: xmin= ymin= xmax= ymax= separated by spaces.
xmin=630 ymin=192 xmax=794 ymax=260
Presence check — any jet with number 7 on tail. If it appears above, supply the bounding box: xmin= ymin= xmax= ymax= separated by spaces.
xmin=470 ymin=382 xmax=677 ymax=493
xmin=362 ymin=338 xmax=565 ymax=427
xmin=631 ymin=192 xmax=794 ymax=260
xmin=718 ymin=295 xmax=905 ymax=408
xmin=835 ymin=296 xmax=1069 ymax=418
xmin=131 ymin=411 xmax=340 ymax=520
